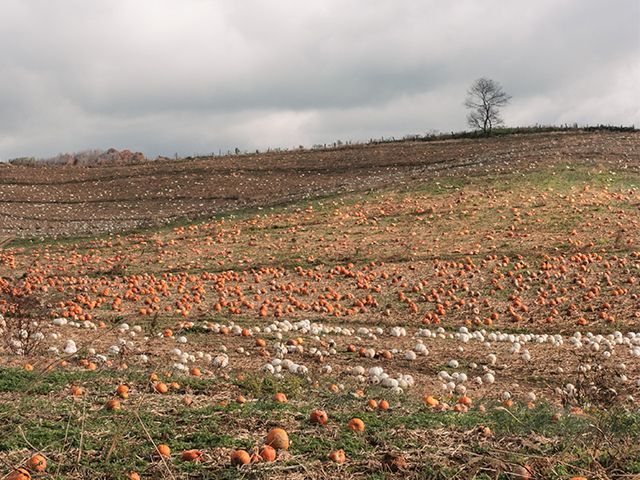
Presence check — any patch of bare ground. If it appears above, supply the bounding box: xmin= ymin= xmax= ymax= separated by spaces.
xmin=1 ymin=130 xmax=637 ymax=237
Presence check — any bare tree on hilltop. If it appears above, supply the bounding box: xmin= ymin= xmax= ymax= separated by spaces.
xmin=464 ymin=77 xmax=511 ymax=135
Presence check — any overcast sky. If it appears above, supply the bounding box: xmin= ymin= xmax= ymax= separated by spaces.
xmin=0 ymin=0 xmax=638 ymax=159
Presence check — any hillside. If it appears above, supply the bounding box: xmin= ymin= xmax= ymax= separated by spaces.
xmin=1 ymin=130 xmax=638 ymax=238
xmin=1 ymin=130 xmax=640 ymax=479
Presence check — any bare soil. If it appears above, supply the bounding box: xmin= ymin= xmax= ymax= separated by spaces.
xmin=1 ymin=131 xmax=637 ymax=237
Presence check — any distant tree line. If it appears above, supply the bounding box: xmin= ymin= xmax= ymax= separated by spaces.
xmin=7 ymin=148 xmax=149 ymax=166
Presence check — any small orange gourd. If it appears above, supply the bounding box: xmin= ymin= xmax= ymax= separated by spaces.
xmin=309 ymin=409 xmax=328 ymax=425
xmin=265 ymin=428 xmax=290 ymax=450
xmin=231 ymin=450 xmax=251 ymax=466
xmin=328 ymin=449 xmax=346 ymax=463
xmin=347 ymin=418 xmax=365 ymax=432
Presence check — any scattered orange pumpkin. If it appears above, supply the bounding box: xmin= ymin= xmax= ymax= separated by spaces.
xmin=6 ymin=468 xmax=31 ymax=480
xmin=273 ymin=392 xmax=288 ymax=403
xmin=70 ymin=386 xmax=85 ymax=397
xmin=259 ymin=444 xmax=277 ymax=462
xmin=265 ymin=428 xmax=290 ymax=450
xmin=181 ymin=449 xmax=203 ymax=462
xmin=347 ymin=418 xmax=365 ymax=432
xmin=26 ymin=454 xmax=46 ymax=472
xmin=424 ymin=395 xmax=439 ymax=407
xmin=156 ymin=444 xmax=171 ymax=457
xmin=309 ymin=409 xmax=328 ymax=425
xmin=154 ymin=382 xmax=168 ymax=394
xmin=116 ymin=384 xmax=129 ymax=399
xmin=105 ymin=399 xmax=121 ymax=411
xmin=230 ymin=450 xmax=251 ymax=466
xmin=328 ymin=449 xmax=346 ymax=463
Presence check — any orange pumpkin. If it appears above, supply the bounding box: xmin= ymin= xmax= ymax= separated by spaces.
xmin=181 ymin=449 xmax=203 ymax=462
xmin=309 ymin=409 xmax=328 ymax=425
xmin=273 ymin=392 xmax=288 ymax=403
xmin=265 ymin=428 xmax=290 ymax=450
xmin=156 ymin=444 xmax=171 ymax=457
xmin=6 ymin=468 xmax=31 ymax=480
xmin=116 ymin=384 xmax=129 ymax=399
xmin=328 ymin=449 xmax=346 ymax=463
xmin=26 ymin=454 xmax=47 ymax=472
xmin=105 ymin=399 xmax=121 ymax=411
xmin=230 ymin=450 xmax=251 ymax=466
xmin=347 ymin=418 xmax=365 ymax=432
xmin=259 ymin=445 xmax=277 ymax=462
xmin=154 ymin=382 xmax=168 ymax=394
xmin=424 ymin=395 xmax=439 ymax=407
xmin=70 ymin=386 xmax=85 ymax=397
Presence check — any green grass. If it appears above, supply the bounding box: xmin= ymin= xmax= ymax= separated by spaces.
xmin=2 ymin=359 xmax=640 ymax=479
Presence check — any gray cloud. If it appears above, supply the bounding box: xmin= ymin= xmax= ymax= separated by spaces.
xmin=0 ymin=0 xmax=638 ymax=159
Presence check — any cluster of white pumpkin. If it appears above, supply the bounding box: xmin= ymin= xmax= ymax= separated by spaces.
xmin=52 ymin=317 xmax=97 ymax=330
xmin=262 ymin=358 xmax=309 ymax=377
xmin=345 ymin=365 xmax=415 ymax=393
